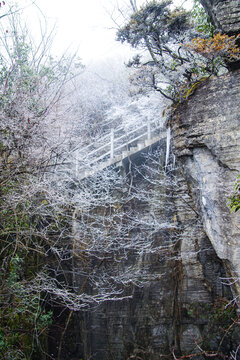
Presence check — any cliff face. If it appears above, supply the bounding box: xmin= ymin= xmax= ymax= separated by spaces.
xmin=57 ymin=140 xmax=239 ymax=359
xmin=171 ymin=70 xmax=240 ymax=291
xmin=167 ymin=1 xmax=240 ymax=354
xmin=200 ymin=0 xmax=240 ymax=35
xmin=173 ymin=0 xmax=240 ymax=292
xmin=56 ymin=84 xmax=240 ymax=359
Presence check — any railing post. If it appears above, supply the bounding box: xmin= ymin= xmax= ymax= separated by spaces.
xmin=147 ymin=119 xmax=151 ymax=140
xmin=110 ymin=128 xmax=114 ymax=159
xmin=75 ymin=152 xmax=79 ymax=177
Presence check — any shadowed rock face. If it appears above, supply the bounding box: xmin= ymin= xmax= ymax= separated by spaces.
xmin=54 ymin=142 xmax=239 ymax=360
xmin=200 ymin=0 xmax=240 ymax=35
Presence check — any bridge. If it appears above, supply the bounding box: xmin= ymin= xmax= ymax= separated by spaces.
xmin=72 ymin=120 xmax=170 ymax=180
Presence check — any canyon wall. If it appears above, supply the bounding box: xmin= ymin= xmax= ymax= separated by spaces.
xmin=170 ymin=69 xmax=240 ymax=292
xmin=53 ymin=1 xmax=240 ymax=358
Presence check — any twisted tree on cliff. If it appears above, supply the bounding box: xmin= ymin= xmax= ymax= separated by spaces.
xmin=116 ymin=0 xmax=240 ymax=102
xmin=116 ymin=0 xmax=194 ymax=101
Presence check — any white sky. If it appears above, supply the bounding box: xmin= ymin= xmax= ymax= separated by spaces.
xmin=31 ymin=0 xmax=130 ymax=62
xmin=5 ymin=0 xmax=193 ymax=63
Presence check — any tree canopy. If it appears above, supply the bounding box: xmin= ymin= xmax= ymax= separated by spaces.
xmin=116 ymin=0 xmax=240 ymax=102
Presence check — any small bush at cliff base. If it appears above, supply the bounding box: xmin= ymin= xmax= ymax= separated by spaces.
xmin=229 ymin=175 xmax=240 ymax=212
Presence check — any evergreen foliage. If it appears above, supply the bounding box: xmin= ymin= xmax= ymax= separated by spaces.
xmin=116 ymin=0 xmax=240 ymax=102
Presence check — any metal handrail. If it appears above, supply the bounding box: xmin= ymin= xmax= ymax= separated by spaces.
xmin=74 ymin=120 xmax=164 ymax=176
xmin=83 ymin=140 xmax=111 ymax=158
xmin=112 ymin=122 xmax=147 ymax=144
xmin=74 ymin=120 xmax=159 ymax=157
xmin=85 ymin=150 xmax=111 ymax=166
xmin=71 ymin=132 xmax=110 ymax=155
xmin=114 ymin=132 xmax=147 ymax=153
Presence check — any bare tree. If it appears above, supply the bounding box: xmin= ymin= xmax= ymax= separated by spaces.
xmin=0 ymin=9 xmax=83 ymax=358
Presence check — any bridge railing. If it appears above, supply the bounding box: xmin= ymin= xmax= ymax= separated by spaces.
xmin=73 ymin=119 xmax=164 ymax=177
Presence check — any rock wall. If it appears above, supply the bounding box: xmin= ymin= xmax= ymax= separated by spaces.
xmin=200 ymin=0 xmax=240 ymax=35
xmin=172 ymin=0 xmax=240 ymax=294
xmin=170 ymin=70 xmax=240 ymax=293
xmin=53 ymin=68 xmax=240 ymax=360
xmin=54 ymin=140 xmax=239 ymax=359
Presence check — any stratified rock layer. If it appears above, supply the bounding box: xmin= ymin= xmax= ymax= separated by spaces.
xmin=171 ymin=70 xmax=240 ymax=291
xmin=200 ymin=0 xmax=240 ymax=34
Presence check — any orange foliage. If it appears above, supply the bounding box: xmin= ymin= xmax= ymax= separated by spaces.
xmin=184 ymin=33 xmax=240 ymax=60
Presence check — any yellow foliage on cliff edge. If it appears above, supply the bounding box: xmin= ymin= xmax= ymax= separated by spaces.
xmin=184 ymin=33 xmax=240 ymax=60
